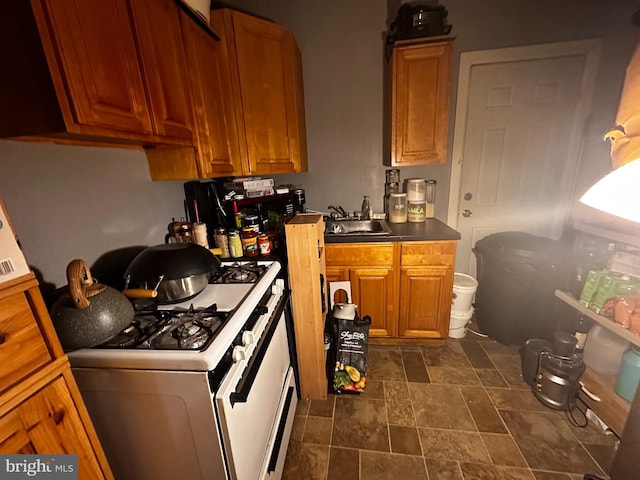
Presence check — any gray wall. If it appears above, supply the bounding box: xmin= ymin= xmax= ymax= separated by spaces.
xmin=252 ymin=0 xmax=639 ymax=216
xmin=1 ymin=0 xmax=638 ymax=288
xmin=0 ymin=141 xmax=185 ymax=289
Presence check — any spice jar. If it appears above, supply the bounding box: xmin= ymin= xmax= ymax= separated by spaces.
xmin=258 ymin=233 xmax=271 ymax=256
xmin=213 ymin=228 xmax=230 ymax=258
xmin=228 ymin=230 xmax=243 ymax=258
xmin=234 ymin=212 xmax=245 ymax=229
xmin=241 ymin=227 xmax=259 ymax=257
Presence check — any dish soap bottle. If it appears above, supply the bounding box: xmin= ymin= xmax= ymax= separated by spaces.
xmin=361 ymin=196 xmax=372 ymax=220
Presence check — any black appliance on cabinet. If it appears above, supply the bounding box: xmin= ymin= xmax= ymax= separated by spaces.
xmin=386 ymin=2 xmax=452 ymax=60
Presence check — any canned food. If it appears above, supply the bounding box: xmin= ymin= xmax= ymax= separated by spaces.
xmin=241 ymin=227 xmax=258 ymax=257
xmin=258 ymin=233 xmax=271 ymax=256
xmin=229 ymin=230 xmax=243 ymax=258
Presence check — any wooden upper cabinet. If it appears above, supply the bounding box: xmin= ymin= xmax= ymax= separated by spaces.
xmin=388 ymin=38 xmax=453 ymax=166
xmin=0 ymin=0 xmax=193 ymax=145
xmin=146 ymin=8 xmax=308 ymax=180
xmin=179 ymin=9 xmax=243 ymax=178
xmin=212 ymin=8 xmax=308 ymax=176
xmin=128 ymin=0 xmax=195 ymax=142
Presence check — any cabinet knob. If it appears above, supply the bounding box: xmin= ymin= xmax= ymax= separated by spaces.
xmin=462 ymin=209 xmax=473 ymax=218
xmin=53 ymin=409 xmax=65 ymax=425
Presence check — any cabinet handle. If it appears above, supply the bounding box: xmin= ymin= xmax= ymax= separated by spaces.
xmin=53 ymin=409 xmax=65 ymax=425
xmin=0 ymin=332 xmax=6 ymax=345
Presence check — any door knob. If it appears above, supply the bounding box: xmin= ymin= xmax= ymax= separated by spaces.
xmin=462 ymin=209 xmax=473 ymax=217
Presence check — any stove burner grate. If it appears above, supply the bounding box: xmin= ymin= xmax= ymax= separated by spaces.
xmin=97 ymin=305 xmax=228 ymax=351
xmin=211 ymin=261 xmax=267 ymax=284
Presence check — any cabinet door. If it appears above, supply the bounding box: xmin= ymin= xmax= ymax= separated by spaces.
xmin=226 ymin=11 xmax=305 ymax=175
xmin=11 ymin=377 xmax=106 ymax=479
xmin=0 ymin=410 xmax=35 ymax=453
xmin=399 ymin=266 xmax=453 ymax=338
xmin=350 ymin=268 xmax=396 ymax=338
xmin=129 ymin=0 xmax=193 ymax=143
xmin=33 ymin=0 xmax=153 ymax=137
xmin=390 ymin=40 xmax=452 ymax=166
xmin=181 ymin=10 xmax=243 ymax=177
xmin=0 ymin=378 xmax=106 ymax=478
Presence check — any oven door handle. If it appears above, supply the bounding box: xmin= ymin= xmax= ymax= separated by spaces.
xmin=230 ymin=291 xmax=290 ymax=406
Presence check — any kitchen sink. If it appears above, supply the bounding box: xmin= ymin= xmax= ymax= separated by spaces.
xmin=325 ymin=219 xmax=392 ymax=236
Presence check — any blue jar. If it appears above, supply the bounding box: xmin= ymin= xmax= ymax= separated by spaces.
xmin=615 ymin=346 xmax=640 ymax=402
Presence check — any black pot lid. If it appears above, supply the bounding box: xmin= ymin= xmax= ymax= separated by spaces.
xmin=124 ymin=243 xmax=220 ymax=281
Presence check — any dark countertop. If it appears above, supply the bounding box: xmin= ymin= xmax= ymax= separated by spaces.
xmin=324 ymin=218 xmax=461 ymax=243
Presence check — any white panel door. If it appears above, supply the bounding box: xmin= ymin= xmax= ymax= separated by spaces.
xmin=449 ymin=41 xmax=601 ymax=277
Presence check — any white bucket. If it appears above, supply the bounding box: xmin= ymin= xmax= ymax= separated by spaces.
xmin=449 ymin=307 xmax=474 ymax=339
xmin=452 ymin=273 xmax=478 ymax=314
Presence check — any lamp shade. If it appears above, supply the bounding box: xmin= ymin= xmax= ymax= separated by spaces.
xmin=580 ymin=39 xmax=640 ymax=223
xmin=580 ymin=160 xmax=640 ymax=223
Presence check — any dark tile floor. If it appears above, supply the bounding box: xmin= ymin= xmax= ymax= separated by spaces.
xmin=283 ymin=326 xmax=619 ymax=480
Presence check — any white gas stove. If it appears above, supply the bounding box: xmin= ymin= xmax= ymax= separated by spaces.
xmin=69 ymin=260 xmax=298 ymax=480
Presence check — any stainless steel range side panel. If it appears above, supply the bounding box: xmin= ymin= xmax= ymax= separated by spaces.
xmin=72 ymin=368 xmax=226 ymax=480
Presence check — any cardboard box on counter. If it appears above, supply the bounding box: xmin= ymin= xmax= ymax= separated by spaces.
xmin=0 ymin=197 xmax=30 ymax=284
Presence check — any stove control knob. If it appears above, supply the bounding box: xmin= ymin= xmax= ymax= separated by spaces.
xmin=232 ymin=346 xmax=246 ymax=362
xmin=241 ymin=331 xmax=254 ymax=346
xmin=255 ymin=305 xmax=269 ymax=315
xmin=272 ymin=283 xmax=284 ymax=295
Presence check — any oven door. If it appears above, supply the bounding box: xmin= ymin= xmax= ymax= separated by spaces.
xmin=215 ymin=303 xmax=297 ymax=480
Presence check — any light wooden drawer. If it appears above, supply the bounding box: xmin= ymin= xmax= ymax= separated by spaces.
xmin=0 ymin=292 xmax=52 ymax=395
xmin=326 ymin=243 xmax=395 ymax=267
xmin=400 ymin=241 xmax=456 ymax=267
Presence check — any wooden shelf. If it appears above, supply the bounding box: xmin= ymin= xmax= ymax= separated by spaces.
xmin=554 ymin=289 xmax=640 ymax=348
xmin=555 ymin=289 xmax=634 ymax=436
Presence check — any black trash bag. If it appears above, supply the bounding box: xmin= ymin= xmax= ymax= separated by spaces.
xmin=326 ymin=312 xmax=371 ymax=394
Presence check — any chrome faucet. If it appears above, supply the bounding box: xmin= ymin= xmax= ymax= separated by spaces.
xmin=327 ymin=205 xmax=348 ymax=219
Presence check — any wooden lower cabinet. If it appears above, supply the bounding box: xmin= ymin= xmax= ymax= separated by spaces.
xmin=1 ymin=374 xmax=106 ymax=479
xmin=326 ymin=243 xmax=397 ymax=338
xmin=0 ymin=274 xmax=112 ymax=478
xmin=399 ymin=266 xmax=454 ymax=338
xmin=326 ymin=240 xmax=456 ymax=340
xmin=398 ymin=241 xmax=456 ymax=338
xmin=327 ymin=265 xmax=396 ymax=337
